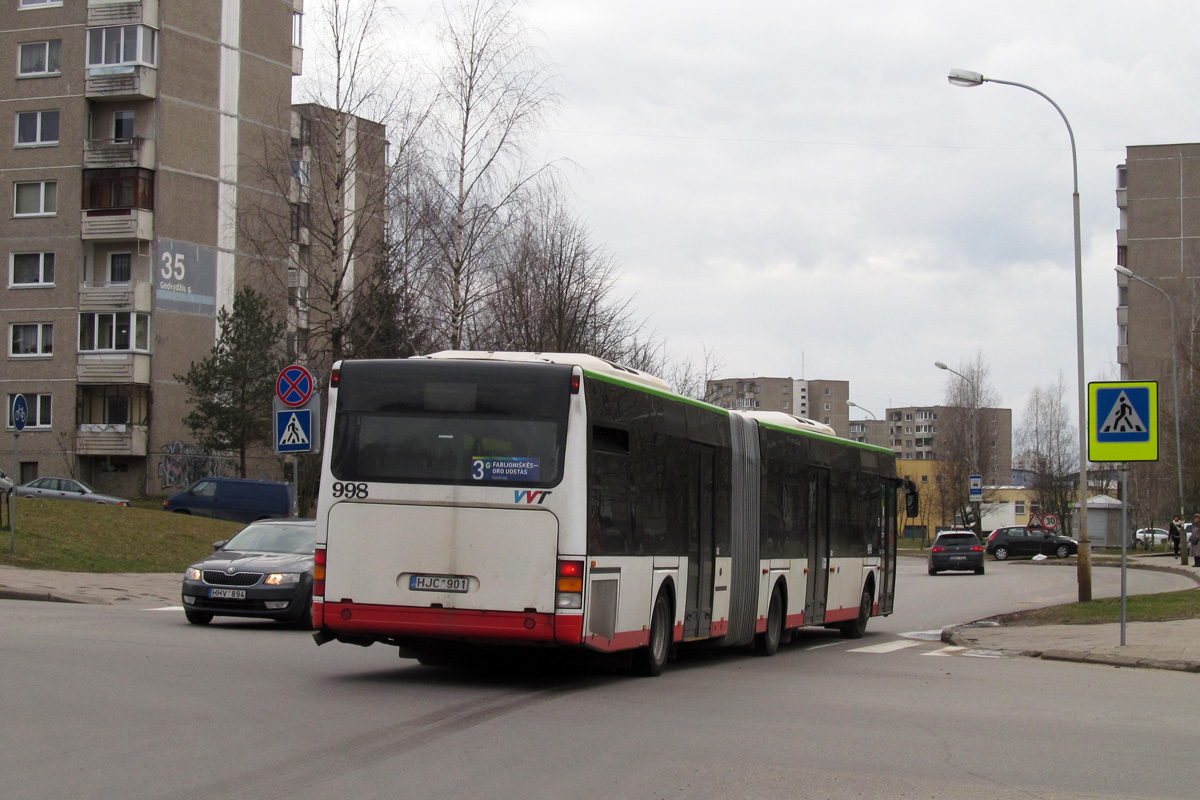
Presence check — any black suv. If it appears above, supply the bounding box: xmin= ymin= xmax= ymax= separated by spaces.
xmin=985 ymin=526 xmax=1078 ymax=561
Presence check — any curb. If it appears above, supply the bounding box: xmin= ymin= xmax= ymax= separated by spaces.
xmin=0 ymin=588 xmax=82 ymax=604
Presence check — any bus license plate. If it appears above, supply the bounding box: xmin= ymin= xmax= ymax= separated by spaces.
xmin=209 ymin=588 xmax=246 ymax=599
xmin=410 ymin=574 xmax=469 ymax=593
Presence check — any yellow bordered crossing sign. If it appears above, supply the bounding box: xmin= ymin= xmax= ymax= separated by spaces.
xmin=1088 ymin=381 xmax=1157 ymax=462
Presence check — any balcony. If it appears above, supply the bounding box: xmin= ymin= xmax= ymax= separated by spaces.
xmin=77 ymin=353 xmax=151 ymax=384
xmin=79 ymin=281 xmax=152 ymax=312
xmin=87 ymin=0 xmax=159 ymax=27
xmin=76 ymin=423 xmax=149 ymax=457
xmin=84 ymin=137 xmax=156 ymax=170
xmin=86 ymin=65 xmax=157 ymax=101
xmin=82 ymin=208 xmax=154 ymax=241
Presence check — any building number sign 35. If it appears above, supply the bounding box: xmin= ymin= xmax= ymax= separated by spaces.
xmin=160 ymin=251 xmax=187 ymax=281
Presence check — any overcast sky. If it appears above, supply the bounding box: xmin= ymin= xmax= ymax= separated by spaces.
xmin=376 ymin=1 xmax=1200 ymax=425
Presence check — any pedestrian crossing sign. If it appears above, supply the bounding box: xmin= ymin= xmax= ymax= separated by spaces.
xmin=276 ymin=408 xmax=312 ymax=454
xmin=1088 ymin=381 xmax=1157 ymax=462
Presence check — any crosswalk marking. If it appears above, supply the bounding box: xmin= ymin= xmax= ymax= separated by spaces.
xmin=924 ymin=646 xmax=967 ymax=657
xmin=848 ymin=640 xmax=922 ymax=654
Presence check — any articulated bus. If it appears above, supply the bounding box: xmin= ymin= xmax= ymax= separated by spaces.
xmin=312 ymin=352 xmax=918 ymax=675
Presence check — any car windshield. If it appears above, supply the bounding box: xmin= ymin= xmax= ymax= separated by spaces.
xmin=222 ymin=523 xmax=315 ymax=554
xmin=936 ymin=533 xmax=979 ymax=546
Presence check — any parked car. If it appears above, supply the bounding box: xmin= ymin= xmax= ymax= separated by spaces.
xmin=1133 ymin=527 xmax=1171 ymax=549
xmin=985 ymin=525 xmax=1078 ymax=561
xmin=163 ymin=477 xmax=292 ymax=523
xmin=0 ymin=468 xmax=13 ymax=495
xmin=181 ymin=519 xmax=315 ymax=626
xmin=14 ymin=477 xmax=131 ymax=506
xmin=928 ymin=530 xmax=986 ymax=575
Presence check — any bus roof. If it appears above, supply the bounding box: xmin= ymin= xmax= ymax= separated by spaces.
xmin=736 ymin=410 xmax=837 ymax=437
xmin=424 ymin=350 xmax=676 ymax=393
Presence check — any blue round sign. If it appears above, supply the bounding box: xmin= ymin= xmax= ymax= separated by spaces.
xmin=12 ymin=394 xmax=28 ymax=432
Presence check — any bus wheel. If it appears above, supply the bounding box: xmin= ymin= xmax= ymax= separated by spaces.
xmin=634 ymin=591 xmax=672 ymax=677
xmin=840 ymin=588 xmax=871 ymax=639
xmin=755 ymin=585 xmax=783 ymax=657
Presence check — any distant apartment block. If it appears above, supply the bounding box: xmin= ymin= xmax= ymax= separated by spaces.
xmin=706 ymin=376 xmax=849 ymax=437
xmin=887 ymin=405 xmax=1012 ymax=487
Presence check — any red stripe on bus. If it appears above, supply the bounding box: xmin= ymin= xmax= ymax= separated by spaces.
xmin=583 ymin=629 xmax=650 ymax=652
xmin=710 ymin=620 xmax=729 ymax=638
xmin=323 ymin=603 xmax=559 ymax=643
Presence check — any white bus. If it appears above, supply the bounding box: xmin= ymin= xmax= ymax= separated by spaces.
xmin=312 ymin=352 xmax=917 ymax=675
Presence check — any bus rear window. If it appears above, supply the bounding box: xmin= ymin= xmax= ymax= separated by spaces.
xmin=330 ymin=360 xmax=571 ymax=488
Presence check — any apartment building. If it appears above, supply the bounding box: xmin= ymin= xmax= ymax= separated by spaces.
xmin=2 ymin=0 xmax=302 ymax=497
xmin=705 ymin=376 xmax=850 ymax=437
xmin=887 ymin=405 xmax=1012 ymax=487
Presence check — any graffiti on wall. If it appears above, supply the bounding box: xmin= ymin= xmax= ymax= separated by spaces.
xmin=157 ymin=441 xmax=236 ymax=489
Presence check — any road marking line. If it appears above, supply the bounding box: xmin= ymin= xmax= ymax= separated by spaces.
xmin=146 ymin=606 xmax=182 ymax=611
xmin=924 ymin=646 xmax=967 ymax=657
xmin=848 ymin=640 xmax=921 ymax=654
xmin=901 ymin=629 xmax=946 ymax=641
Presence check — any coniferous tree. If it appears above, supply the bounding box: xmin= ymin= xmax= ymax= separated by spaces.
xmin=176 ymin=287 xmax=287 ymax=477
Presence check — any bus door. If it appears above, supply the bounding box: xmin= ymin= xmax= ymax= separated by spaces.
xmin=878 ymin=482 xmax=898 ymax=615
xmin=804 ymin=469 xmax=830 ymax=625
xmin=684 ymin=445 xmax=715 ymax=639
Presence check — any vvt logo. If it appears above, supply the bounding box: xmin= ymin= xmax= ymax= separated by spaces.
xmin=514 ymin=490 xmax=552 ymax=505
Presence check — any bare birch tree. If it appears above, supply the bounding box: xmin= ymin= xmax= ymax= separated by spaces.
xmin=936 ymin=352 xmax=1000 ymax=530
xmin=424 ymin=0 xmax=560 ymax=349
xmin=1017 ymin=372 xmax=1078 ymax=534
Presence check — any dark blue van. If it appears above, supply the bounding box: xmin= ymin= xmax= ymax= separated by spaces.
xmin=163 ymin=478 xmax=293 ymax=523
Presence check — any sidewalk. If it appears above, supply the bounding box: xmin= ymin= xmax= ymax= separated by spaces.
xmin=943 ymin=551 xmax=1200 ymax=673
xmin=3 ymin=552 xmax=1200 ymax=673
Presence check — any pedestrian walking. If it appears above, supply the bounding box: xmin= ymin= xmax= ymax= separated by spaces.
xmin=1190 ymin=514 xmax=1200 ymax=567
xmin=1170 ymin=515 xmax=1183 ymax=556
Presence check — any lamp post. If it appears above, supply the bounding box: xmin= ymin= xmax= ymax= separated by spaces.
xmin=948 ymin=68 xmax=1092 ymax=602
xmin=936 ymin=361 xmax=981 ymax=532
xmin=847 ymin=400 xmax=877 ymax=420
xmin=1116 ymin=265 xmax=1186 ymax=565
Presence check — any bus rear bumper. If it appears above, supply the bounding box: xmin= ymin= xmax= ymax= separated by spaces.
xmin=317 ymin=602 xmax=584 ymax=646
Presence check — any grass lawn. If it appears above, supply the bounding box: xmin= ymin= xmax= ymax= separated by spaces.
xmin=0 ymin=496 xmax=241 ymax=572
xmin=997 ymin=589 xmax=1200 ymax=625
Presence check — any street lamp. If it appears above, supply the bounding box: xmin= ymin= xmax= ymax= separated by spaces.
xmin=936 ymin=361 xmax=981 ymax=532
xmin=1116 ymin=265 xmax=1186 ymax=565
xmin=948 ymin=68 xmax=1092 ymax=602
xmin=847 ymin=400 xmax=877 ymax=420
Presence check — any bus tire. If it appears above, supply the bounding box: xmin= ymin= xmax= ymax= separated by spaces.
xmin=634 ymin=590 xmax=672 ymax=677
xmin=839 ymin=588 xmax=871 ymax=639
xmin=755 ymin=585 xmax=784 ymax=657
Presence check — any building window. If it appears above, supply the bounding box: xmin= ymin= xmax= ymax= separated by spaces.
xmin=7 ymin=393 xmax=52 ymax=429
xmin=10 ymin=322 xmax=53 ymax=356
xmin=823 ymin=403 xmax=830 ymax=411
xmin=14 ymin=180 xmax=57 ymax=216
xmin=78 ymin=312 xmax=149 ymax=352
xmin=1016 ymin=501 xmax=1026 ymax=515
xmin=289 ymin=202 xmax=309 ymax=241
xmin=82 ymin=168 xmax=154 ymax=211
xmin=15 ymin=110 xmax=59 ymax=146
xmin=20 ymin=0 xmax=62 ymax=7
xmin=107 ymin=253 xmax=132 ymax=283
xmin=113 ymin=111 xmax=135 ymax=142
xmin=18 ymin=40 xmax=61 ymax=76
xmin=292 ymin=11 xmax=303 ymax=47
xmin=86 ymin=25 xmax=157 ymax=69
xmin=10 ymin=252 xmax=54 ymax=287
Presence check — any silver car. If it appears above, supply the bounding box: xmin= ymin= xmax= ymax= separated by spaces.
xmin=14 ymin=477 xmax=131 ymax=506
xmin=0 ymin=468 xmax=13 ymax=496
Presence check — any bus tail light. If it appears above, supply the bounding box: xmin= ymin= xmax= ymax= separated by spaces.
xmin=556 ymin=559 xmax=584 ymax=609
xmin=330 ymin=366 xmax=340 ymax=388
xmin=314 ymin=546 xmax=327 ymax=597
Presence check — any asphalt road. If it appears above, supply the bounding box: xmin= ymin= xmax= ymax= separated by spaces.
xmin=3 ymin=558 xmax=1198 ymax=800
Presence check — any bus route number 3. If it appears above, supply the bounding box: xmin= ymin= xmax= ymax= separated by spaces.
xmin=331 ymin=482 xmax=369 ymax=499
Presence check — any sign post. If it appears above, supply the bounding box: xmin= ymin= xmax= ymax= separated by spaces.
xmin=1088 ymin=381 xmax=1159 ymax=645
xmin=274 ymin=366 xmax=319 ymax=517
xmin=10 ymin=394 xmax=27 ymax=556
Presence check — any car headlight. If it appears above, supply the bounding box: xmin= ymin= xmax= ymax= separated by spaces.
xmin=265 ymin=572 xmax=301 ymax=586
xmin=185 ymin=567 xmax=202 ymax=581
